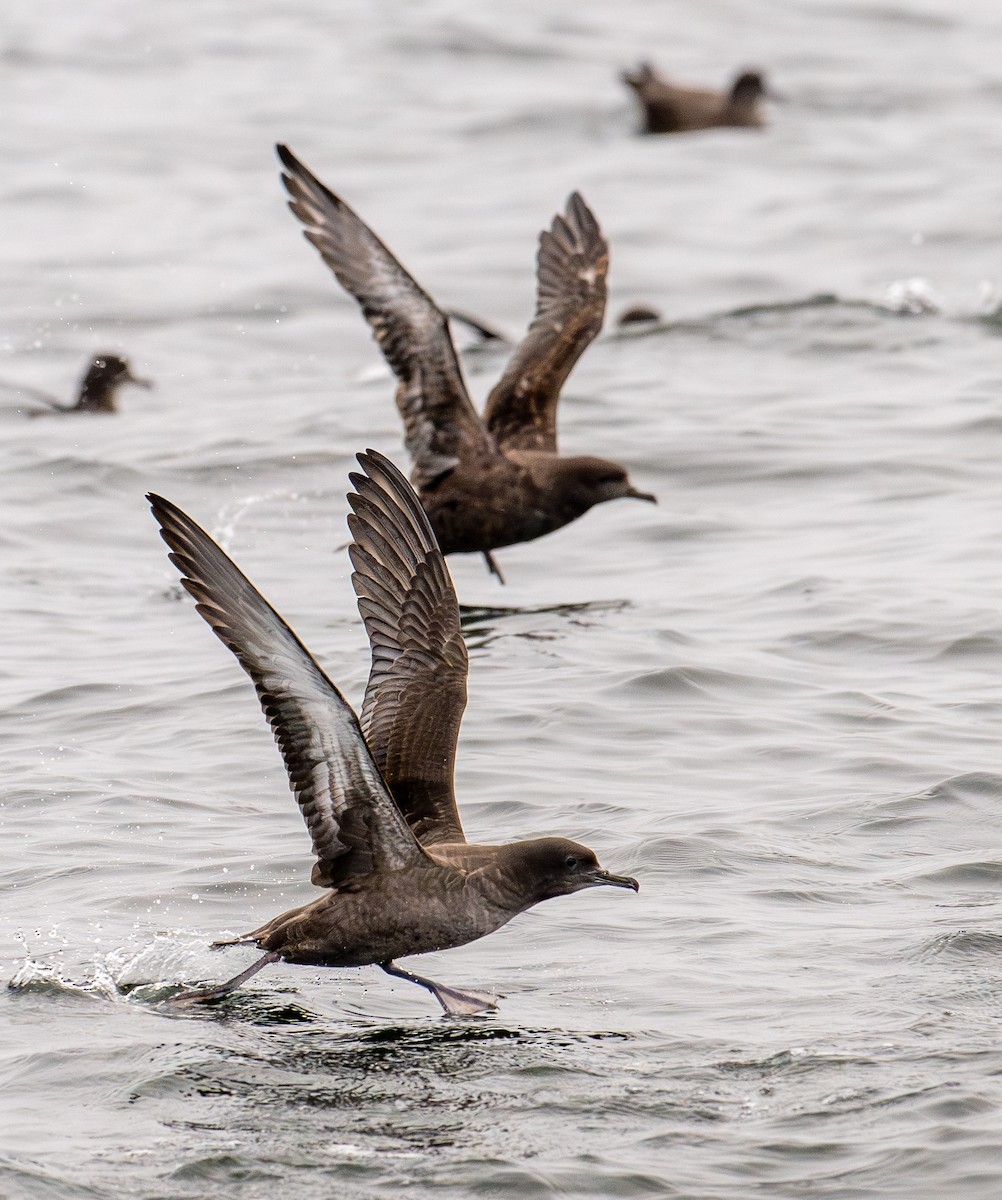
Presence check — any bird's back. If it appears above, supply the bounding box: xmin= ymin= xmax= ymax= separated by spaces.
xmin=242 ymin=857 xmax=525 ymax=968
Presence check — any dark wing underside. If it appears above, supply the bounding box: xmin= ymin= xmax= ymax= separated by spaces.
xmin=148 ymin=492 xmax=426 ymax=888
xmin=348 ymin=450 xmax=468 ymax=846
xmin=277 ymin=144 xmax=498 ymax=489
xmin=482 ymin=192 xmax=608 ymax=453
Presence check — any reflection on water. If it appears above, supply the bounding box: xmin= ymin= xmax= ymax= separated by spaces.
xmin=459 ymin=598 xmax=630 ymax=650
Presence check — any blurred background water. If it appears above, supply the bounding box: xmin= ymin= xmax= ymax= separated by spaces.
xmin=4 ymin=0 xmax=1002 ymax=1196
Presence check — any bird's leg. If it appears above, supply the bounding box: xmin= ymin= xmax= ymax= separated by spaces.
xmin=379 ymin=961 xmax=500 ymax=1017
xmin=210 ymin=934 xmax=260 ymax=949
xmin=482 ymin=551 xmax=506 ymax=584
xmin=169 ymin=950 xmax=281 ymax=1007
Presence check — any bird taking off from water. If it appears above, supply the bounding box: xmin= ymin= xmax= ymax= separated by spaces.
xmin=149 ymin=450 xmax=637 ymax=1016
xmin=277 ymin=145 xmax=655 ymax=583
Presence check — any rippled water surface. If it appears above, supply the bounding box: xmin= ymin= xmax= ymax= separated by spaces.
xmin=5 ymin=1 xmax=1002 ymax=1197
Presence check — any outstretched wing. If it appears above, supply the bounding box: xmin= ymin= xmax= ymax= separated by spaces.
xmin=277 ymin=144 xmax=498 ymax=489
xmin=482 ymin=193 xmax=608 ymax=453
xmin=148 ymin=493 xmax=427 ymax=888
xmin=348 ymin=450 xmax=468 ymax=846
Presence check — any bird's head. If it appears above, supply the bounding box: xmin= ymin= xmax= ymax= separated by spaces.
xmin=509 ymin=837 xmax=639 ymax=904
xmin=560 ymin=456 xmax=657 ymax=512
xmin=730 ymin=70 xmax=767 ymax=104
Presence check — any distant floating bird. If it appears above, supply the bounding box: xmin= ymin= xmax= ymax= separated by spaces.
xmin=149 ymin=450 xmax=638 ymax=1016
xmin=277 ymin=144 xmax=656 ymax=583
xmin=12 ymin=353 xmax=152 ymax=415
xmin=621 ymin=63 xmax=767 ymax=134
xmin=616 ymin=305 xmax=663 ymax=328
xmin=70 ymin=354 xmax=151 ymax=412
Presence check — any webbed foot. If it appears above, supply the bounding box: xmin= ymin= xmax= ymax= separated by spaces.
xmin=169 ymin=950 xmax=280 ymax=1007
xmin=427 ymin=981 xmax=501 ymax=1017
xmin=380 ymin=960 xmax=502 ymax=1017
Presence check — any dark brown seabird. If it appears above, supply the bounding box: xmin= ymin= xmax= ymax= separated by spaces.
xmin=276 ymin=144 xmax=656 ymax=583
xmin=25 ymin=353 xmax=152 ymax=415
xmin=149 ymin=450 xmax=638 ymax=1016
xmin=621 ymin=63 xmax=767 ymax=134
xmin=72 ymin=354 xmax=151 ymax=412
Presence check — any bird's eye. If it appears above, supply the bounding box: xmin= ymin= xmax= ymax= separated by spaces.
xmin=564 ymin=855 xmax=578 ymax=869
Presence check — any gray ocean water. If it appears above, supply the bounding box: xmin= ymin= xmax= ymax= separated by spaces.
xmin=4 ymin=1 xmax=1002 ymax=1196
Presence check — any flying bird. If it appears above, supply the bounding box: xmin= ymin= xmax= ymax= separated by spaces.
xmin=149 ymin=450 xmax=637 ymax=1016
xmin=277 ymin=145 xmax=655 ymax=582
